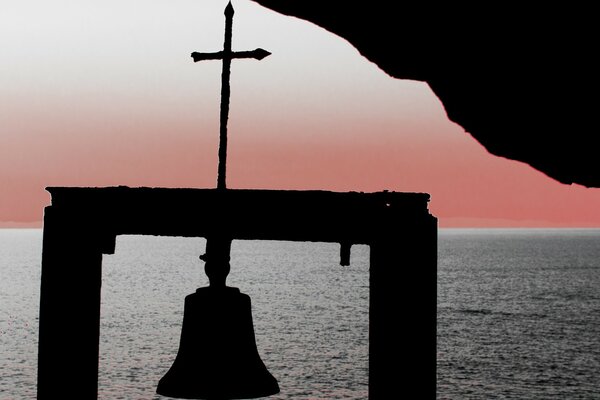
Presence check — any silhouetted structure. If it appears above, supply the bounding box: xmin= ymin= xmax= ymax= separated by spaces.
xmin=37 ymin=187 xmax=437 ymax=399
xmin=37 ymin=4 xmax=437 ymax=399
xmin=154 ymin=5 xmax=278 ymax=398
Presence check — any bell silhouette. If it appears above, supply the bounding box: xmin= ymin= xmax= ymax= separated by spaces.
xmin=157 ymin=239 xmax=279 ymax=399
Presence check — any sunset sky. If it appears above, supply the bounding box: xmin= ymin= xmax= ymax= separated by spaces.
xmin=2 ymin=0 xmax=599 ymax=227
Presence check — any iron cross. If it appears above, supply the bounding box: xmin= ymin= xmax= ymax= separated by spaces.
xmin=192 ymin=1 xmax=271 ymax=190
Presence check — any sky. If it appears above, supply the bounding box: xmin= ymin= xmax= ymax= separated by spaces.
xmin=2 ymin=0 xmax=599 ymax=228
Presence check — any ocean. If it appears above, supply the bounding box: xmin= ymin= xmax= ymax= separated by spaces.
xmin=1 ymin=228 xmax=599 ymax=399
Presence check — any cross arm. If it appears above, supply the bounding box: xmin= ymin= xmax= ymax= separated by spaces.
xmin=191 ymin=48 xmax=271 ymax=62
xmin=231 ymin=48 xmax=271 ymax=60
xmin=191 ymin=51 xmax=226 ymax=62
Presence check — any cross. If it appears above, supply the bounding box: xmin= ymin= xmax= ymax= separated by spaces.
xmin=192 ymin=1 xmax=271 ymax=190
xmin=193 ymin=1 xmax=270 ymax=286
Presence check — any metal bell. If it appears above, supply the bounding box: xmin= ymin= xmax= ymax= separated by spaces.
xmin=157 ymin=286 xmax=279 ymax=399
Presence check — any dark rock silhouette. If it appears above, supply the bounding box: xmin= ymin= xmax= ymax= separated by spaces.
xmin=251 ymin=1 xmax=599 ymax=187
xmin=37 ymin=187 xmax=437 ymax=399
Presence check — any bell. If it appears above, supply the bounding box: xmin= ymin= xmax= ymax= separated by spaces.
xmin=157 ymin=239 xmax=279 ymax=399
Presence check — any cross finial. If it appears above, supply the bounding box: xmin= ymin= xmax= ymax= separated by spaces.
xmin=193 ymin=1 xmax=271 ymax=287
xmin=225 ymin=1 xmax=234 ymax=17
xmin=191 ymin=1 xmax=271 ymax=190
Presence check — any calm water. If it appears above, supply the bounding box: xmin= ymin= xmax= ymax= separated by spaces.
xmin=1 ymin=228 xmax=599 ymax=399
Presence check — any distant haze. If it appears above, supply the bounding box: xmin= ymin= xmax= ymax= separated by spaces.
xmin=2 ymin=0 xmax=599 ymax=227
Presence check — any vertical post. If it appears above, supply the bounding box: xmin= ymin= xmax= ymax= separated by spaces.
xmin=369 ymin=216 xmax=437 ymax=399
xmin=37 ymin=207 xmax=105 ymax=399
xmin=217 ymin=2 xmax=234 ymax=190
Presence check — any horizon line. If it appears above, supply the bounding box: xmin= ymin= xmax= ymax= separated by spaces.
xmin=2 ymin=222 xmax=599 ymax=230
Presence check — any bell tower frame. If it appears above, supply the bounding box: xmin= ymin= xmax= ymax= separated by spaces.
xmin=37 ymin=186 xmax=437 ymax=399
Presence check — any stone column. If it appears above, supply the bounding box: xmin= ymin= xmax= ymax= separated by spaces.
xmin=369 ymin=217 xmax=437 ymax=399
xmin=37 ymin=206 xmax=109 ymax=399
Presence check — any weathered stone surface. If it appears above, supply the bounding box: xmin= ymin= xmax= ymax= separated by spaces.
xmin=252 ymin=1 xmax=599 ymax=187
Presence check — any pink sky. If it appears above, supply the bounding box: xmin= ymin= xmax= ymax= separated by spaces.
xmin=2 ymin=0 xmax=599 ymax=227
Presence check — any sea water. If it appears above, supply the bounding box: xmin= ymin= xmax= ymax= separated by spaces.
xmin=1 ymin=229 xmax=599 ymax=399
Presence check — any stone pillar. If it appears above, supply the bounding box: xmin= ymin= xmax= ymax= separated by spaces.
xmin=37 ymin=207 xmax=108 ymax=399
xmin=369 ymin=217 xmax=437 ymax=399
